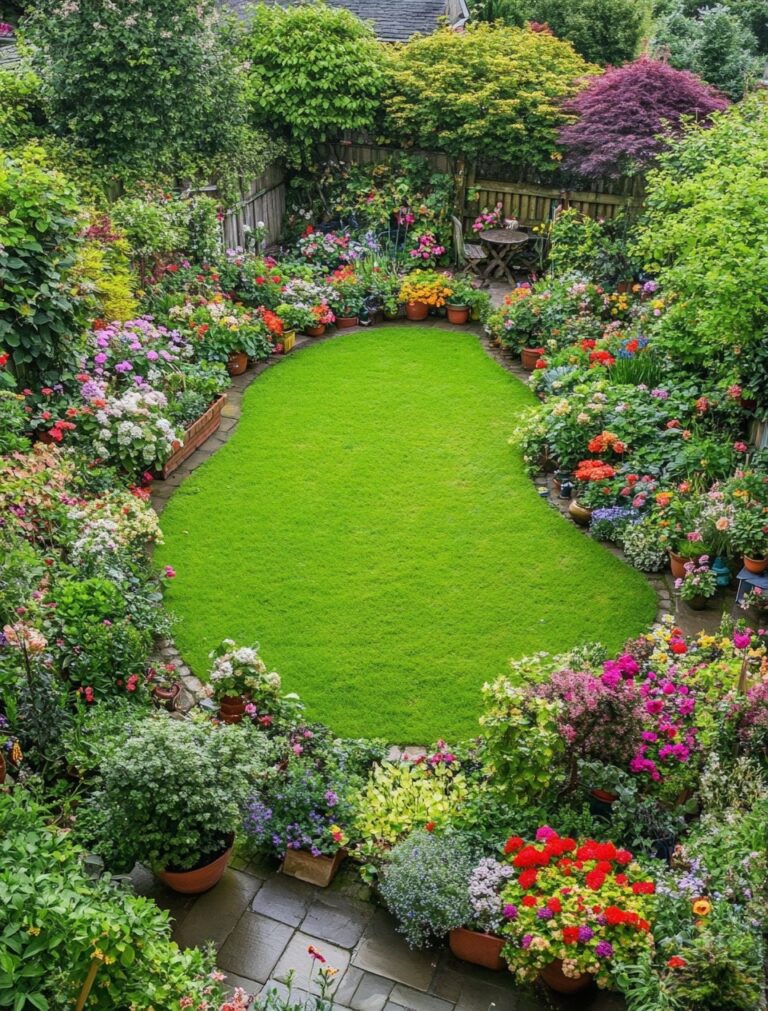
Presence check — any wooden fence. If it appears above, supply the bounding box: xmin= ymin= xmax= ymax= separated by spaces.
xmin=220 ymin=143 xmax=644 ymax=248
xmin=221 ymin=162 xmax=287 ymax=250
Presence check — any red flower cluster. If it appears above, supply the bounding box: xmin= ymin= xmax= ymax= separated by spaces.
xmin=587 ymin=431 xmax=627 ymax=455
xmin=574 ymin=459 xmax=616 ymax=482
xmin=589 ymin=349 xmax=616 ymax=367
xmin=258 ymin=307 xmax=284 ymax=338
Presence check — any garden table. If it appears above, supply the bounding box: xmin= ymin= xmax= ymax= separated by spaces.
xmin=479 ymin=228 xmax=529 ymax=285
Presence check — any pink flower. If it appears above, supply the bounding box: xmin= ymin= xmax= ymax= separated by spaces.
xmin=164 ymin=566 xmax=176 ymax=579
xmin=733 ymin=631 xmax=752 ymax=649
xmin=733 ymin=441 xmax=748 ymax=453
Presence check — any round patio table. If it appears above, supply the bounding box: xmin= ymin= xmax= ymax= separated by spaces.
xmin=479 ymin=229 xmax=529 ymax=285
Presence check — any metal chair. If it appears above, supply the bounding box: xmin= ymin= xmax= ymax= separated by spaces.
xmin=452 ymin=215 xmax=487 ymax=281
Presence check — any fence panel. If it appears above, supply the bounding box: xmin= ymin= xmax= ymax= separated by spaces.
xmin=466 ymin=177 xmax=643 ymax=230
xmin=222 ymin=163 xmax=287 ymax=250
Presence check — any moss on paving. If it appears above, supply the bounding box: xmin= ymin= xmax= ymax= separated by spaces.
xmin=158 ymin=327 xmax=656 ymax=742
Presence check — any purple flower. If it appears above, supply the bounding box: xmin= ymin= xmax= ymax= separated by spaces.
xmin=114 ymin=360 xmax=133 ymax=373
xmin=503 ymin=904 xmax=518 ymax=920
xmin=595 ymin=941 xmax=613 ymax=958
xmin=324 ymin=790 xmax=339 ymax=807
xmin=94 ymin=352 xmax=107 ymax=365
xmin=577 ymin=925 xmax=593 ymax=942
xmin=536 ymin=906 xmax=553 ymax=920
xmin=521 ymin=934 xmax=533 ymax=949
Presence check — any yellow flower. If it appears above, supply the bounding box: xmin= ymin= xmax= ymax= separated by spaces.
xmin=692 ymin=897 xmax=712 ymax=917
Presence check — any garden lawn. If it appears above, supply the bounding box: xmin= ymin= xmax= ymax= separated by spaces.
xmin=158 ymin=326 xmax=656 ymax=741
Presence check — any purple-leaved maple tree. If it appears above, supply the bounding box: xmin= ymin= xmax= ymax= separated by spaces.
xmin=559 ymin=57 xmax=729 ymax=179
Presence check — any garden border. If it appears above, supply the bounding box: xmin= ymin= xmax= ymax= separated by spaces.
xmin=150 ymin=320 xmax=671 ymax=722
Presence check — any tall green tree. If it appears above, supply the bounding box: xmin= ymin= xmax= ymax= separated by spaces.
xmin=27 ymin=0 xmax=267 ymax=192
xmin=238 ymin=1 xmax=386 ymax=164
xmin=384 ymin=23 xmax=597 ymax=172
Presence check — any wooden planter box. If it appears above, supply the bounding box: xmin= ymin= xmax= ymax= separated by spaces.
xmin=158 ymin=395 xmax=227 ymax=480
xmin=281 ymin=847 xmax=346 ymax=887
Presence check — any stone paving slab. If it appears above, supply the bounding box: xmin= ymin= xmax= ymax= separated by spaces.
xmin=174 ymin=868 xmax=262 ymax=951
xmin=389 ymin=983 xmax=454 ymax=1011
xmin=352 ymin=909 xmax=438 ymax=992
xmin=302 ymin=891 xmax=374 ymax=948
xmin=349 ymin=970 xmax=395 ymax=1011
xmin=251 ymin=873 xmax=318 ymax=926
xmin=217 ymin=910 xmax=294 ymax=982
xmin=272 ymin=930 xmax=351 ymax=989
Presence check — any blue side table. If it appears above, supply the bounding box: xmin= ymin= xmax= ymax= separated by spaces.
xmin=735 ymin=566 xmax=768 ymax=604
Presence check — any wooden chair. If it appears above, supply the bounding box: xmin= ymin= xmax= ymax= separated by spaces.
xmin=452 ymin=216 xmax=487 ymax=281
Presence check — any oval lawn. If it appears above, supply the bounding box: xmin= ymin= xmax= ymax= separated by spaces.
xmin=158 ymin=326 xmax=656 ymax=742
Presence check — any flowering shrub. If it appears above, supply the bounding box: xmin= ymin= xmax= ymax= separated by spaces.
xmin=499 ymin=828 xmax=656 ymax=987
xmin=674 ymin=556 xmax=718 ymax=603
xmin=472 ymin=201 xmax=517 ymax=233
xmin=88 ymin=386 xmax=180 ymax=474
xmin=467 ymin=856 xmax=515 ymax=933
xmin=208 ymin=639 xmax=283 ymax=703
xmin=379 ymin=830 xmax=475 ymax=947
xmin=407 ymin=232 xmax=446 ymax=266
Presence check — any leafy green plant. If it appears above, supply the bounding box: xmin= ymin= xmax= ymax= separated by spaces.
xmin=238 ymin=1 xmax=385 ymax=162
xmin=384 ymin=23 xmax=597 ymax=170
xmin=379 ymin=830 xmax=476 ymax=947
xmin=0 ymin=791 xmax=224 ymax=1010
xmin=81 ymin=716 xmax=271 ymax=873
xmin=0 ymin=147 xmax=86 ymax=384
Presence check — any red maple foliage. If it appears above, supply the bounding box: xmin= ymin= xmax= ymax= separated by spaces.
xmin=559 ymin=58 xmax=729 ymax=178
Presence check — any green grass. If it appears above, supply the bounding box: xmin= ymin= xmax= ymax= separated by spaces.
xmin=158 ymin=326 xmax=656 ymax=742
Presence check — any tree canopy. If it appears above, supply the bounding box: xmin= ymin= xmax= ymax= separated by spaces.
xmin=384 ymin=23 xmax=597 ymax=171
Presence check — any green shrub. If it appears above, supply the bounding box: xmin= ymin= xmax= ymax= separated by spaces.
xmin=239 ymin=1 xmax=386 ymax=161
xmin=384 ymin=23 xmax=597 ymax=170
xmin=0 ymin=791 xmax=224 ymax=1010
xmin=379 ymin=830 xmax=476 ymax=947
xmin=81 ymin=715 xmax=272 ymax=873
xmin=0 ymin=146 xmax=86 ymax=384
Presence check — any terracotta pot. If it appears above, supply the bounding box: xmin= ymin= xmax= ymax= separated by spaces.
xmin=305 ymin=325 xmax=326 ymax=338
xmin=449 ymin=928 xmax=505 ymax=971
xmin=405 ymin=300 xmax=429 ymax=321
xmin=590 ymin=787 xmax=618 ymax=804
xmin=158 ymin=834 xmax=234 ymax=895
xmin=568 ymin=500 xmax=592 ymax=527
xmin=152 ymin=682 xmax=181 ymax=711
xmin=539 ymin=959 xmax=593 ymax=994
xmin=281 ymin=847 xmax=346 ymax=887
xmin=227 ymin=351 xmax=248 ymax=376
xmin=744 ymin=554 xmax=768 ymax=574
xmin=335 ymin=316 xmax=358 ymax=330
xmin=669 ymin=551 xmax=687 ymax=580
xmin=521 ymin=346 xmax=545 ymax=371
xmin=446 ymin=305 xmax=470 ymax=325
xmin=218 ymin=694 xmax=246 ymax=725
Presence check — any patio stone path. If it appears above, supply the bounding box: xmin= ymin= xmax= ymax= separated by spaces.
xmin=130 ymin=858 xmax=626 ymax=1011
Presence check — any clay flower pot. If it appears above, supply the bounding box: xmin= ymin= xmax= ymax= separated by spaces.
xmin=405 ymin=300 xmax=429 ymax=321
xmin=590 ymin=788 xmax=619 ymax=804
xmin=335 ymin=316 xmax=358 ymax=330
xmin=449 ymin=928 xmax=505 ymax=971
xmin=151 ymin=682 xmax=181 ymax=711
xmin=744 ymin=555 xmax=768 ymax=574
xmin=686 ymin=594 xmax=709 ymax=611
xmin=521 ymin=346 xmax=546 ymax=371
xmin=305 ymin=325 xmax=326 ymax=338
xmin=568 ymin=500 xmax=592 ymax=527
xmin=281 ymin=847 xmax=346 ymax=887
xmin=227 ymin=351 xmax=248 ymax=376
xmin=668 ymin=551 xmax=687 ymax=580
xmin=539 ymin=959 xmax=593 ymax=994
xmin=218 ymin=694 xmax=246 ymax=725
xmin=446 ymin=305 xmax=470 ymax=325
xmin=159 ymin=834 xmax=234 ymax=894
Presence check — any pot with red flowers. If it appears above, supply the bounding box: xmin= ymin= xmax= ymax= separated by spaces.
xmin=498 ymin=827 xmax=656 ymax=993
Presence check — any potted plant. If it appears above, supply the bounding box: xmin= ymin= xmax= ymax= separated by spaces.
xmin=280 ymin=278 xmax=336 ymax=336
xmin=465 ymin=286 xmax=491 ymax=323
xmin=730 ymin=506 xmax=768 ymax=574
xmin=327 ymin=268 xmax=364 ymax=328
xmin=521 ymin=339 xmax=547 ymax=372
xmin=674 ymin=555 xmax=718 ymax=610
xmin=445 ymin=279 xmax=473 ymax=325
xmin=668 ymin=539 xmax=705 ymax=580
xmin=449 ymin=856 xmax=514 ymax=970
xmin=82 ymin=717 xmax=270 ymax=894
xmin=398 ymin=270 xmax=453 ymax=321
xmin=379 ymin=829 xmax=476 ymax=947
xmin=209 ymin=640 xmax=283 ymax=724
xmin=499 ymin=828 xmax=656 ymax=994
xmin=244 ymin=753 xmax=359 ymax=887
xmin=276 ymin=302 xmax=314 ymax=345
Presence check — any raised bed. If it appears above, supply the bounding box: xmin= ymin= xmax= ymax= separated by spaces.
xmin=158 ymin=394 xmax=227 ymax=480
